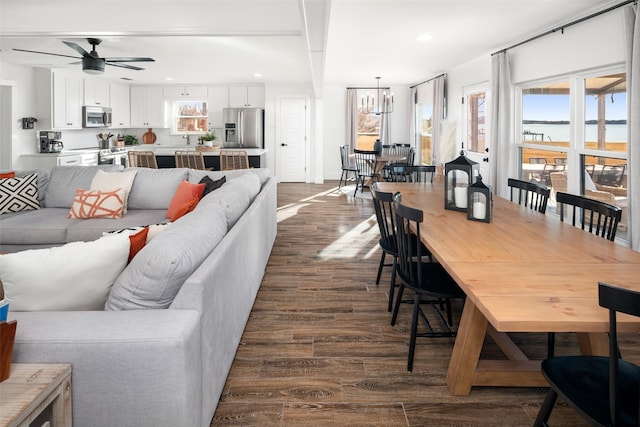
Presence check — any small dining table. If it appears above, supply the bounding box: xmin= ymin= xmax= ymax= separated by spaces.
xmin=350 ymin=154 xmax=406 ymax=185
xmin=376 ymin=182 xmax=640 ymax=395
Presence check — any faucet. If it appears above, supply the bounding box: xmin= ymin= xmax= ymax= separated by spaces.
xmin=183 ymin=133 xmax=191 ymax=145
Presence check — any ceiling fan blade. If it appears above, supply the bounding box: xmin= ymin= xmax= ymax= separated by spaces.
xmin=106 ymin=62 xmax=145 ymax=71
xmin=104 ymin=57 xmax=155 ymax=63
xmin=63 ymin=41 xmax=91 ymax=58
xmin=12 ymin=48 xmax=81 ymax=60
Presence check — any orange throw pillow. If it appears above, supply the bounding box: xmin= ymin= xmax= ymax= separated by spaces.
xmin=0 ymin=172 xmax=15 ymax=179
xmin=166 ymin=180 xmax=206 ymax=222
xmin=128 ymin=227 xmax=149 ymax=262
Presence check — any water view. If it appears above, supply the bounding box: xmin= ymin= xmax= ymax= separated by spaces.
xmin=522 ymin=123 xmax=627 ymax=143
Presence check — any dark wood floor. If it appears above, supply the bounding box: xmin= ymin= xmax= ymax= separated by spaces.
xmin=210 ymin=181 xmax=609 ymax=426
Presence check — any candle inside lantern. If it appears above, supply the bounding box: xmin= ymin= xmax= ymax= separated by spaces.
xmin=454 ymin=186 xmax=468 ymax=208
xmin=473 ymin=201 xmax=486 ymax=219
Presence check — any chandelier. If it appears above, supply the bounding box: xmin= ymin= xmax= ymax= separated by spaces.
xmin=361 ymin=76 xmax=394 ymax=115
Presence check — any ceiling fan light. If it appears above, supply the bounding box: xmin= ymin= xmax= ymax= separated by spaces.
xmin=82 ymin=57 xmax=105 ymax=74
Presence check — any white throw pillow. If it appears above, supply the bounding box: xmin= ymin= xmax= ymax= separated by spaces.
xmin=90 ymin=169 xmax=137 ymax=213
xmin=0 ymin=233 xmax=130 ymax=311
xmin=103 ymin=222 xmax=172 ymax=243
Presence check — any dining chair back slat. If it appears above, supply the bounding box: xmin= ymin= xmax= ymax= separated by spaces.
xmin=220 ymin=150 xmax=250 ymax=170
xmin=353 ymin=149 xmax=379 ymax=196
xmin=507 ymin=178 xmax=550 ymax=214
xmin=175 ymin=150 xmax=210 ymax=170
xmin=556 ymin=191 xmax=622 ymax=241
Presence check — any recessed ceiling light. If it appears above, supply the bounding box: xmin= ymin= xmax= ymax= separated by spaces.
xmin=165 ymin=77 xmax=174 ymax=81
xmin=254 ymin=73 xmax=262 ymax=78
xmin=416 ymin=34 xmax=433 ymax=42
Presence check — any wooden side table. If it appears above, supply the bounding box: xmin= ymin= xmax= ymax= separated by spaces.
xmin=0 ymin=364 xmax=72 ymax=427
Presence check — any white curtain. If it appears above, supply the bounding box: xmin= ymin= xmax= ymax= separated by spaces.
xmin=489 ymin=52 xmax=516 ymax=199
xmin=346 ymin=88 xmax=358 ymax=151
xmin=432 ymin=75 xmax=446 ymax=165
xmin=379 ymin=109 xmax=391 ymax=145
xmin=624 ymin=4 xmax=640 ymax=250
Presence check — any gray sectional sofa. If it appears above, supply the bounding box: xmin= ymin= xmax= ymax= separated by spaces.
xmin=1 ymin=165 xmax=277 ymax=426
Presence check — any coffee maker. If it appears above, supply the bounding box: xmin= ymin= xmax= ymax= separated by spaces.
xmin=38 ymin=131 xmax=64 ymax=153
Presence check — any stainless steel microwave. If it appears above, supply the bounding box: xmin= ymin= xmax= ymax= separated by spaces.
xmin=83 ymin=106 xmax=112 ymax=128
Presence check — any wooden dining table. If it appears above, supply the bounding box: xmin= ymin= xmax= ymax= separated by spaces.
xmin=376 ymin=182 xmax=640 ymax=395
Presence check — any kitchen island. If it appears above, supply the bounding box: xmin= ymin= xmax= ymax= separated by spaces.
xmin=126 ymin=145 xmax=267 ymax=169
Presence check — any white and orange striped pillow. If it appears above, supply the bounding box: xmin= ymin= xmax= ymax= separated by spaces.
xmin=68 ymin=188 xmax=126 ymax=219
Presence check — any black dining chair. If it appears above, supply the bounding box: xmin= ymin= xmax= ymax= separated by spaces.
xmin=391 ymin=192 xmax=464 ymax=372
xmin=556 ymin=192 xmax=622 ymax=241
xmin=370 ymin=184 xmax=434 ymax=312
xmin=410 ymin=165 xmax=436 ymax=183
xmin=353 ymin=149 xmax=380 ymax=196
xmin=339 ymin=145 xmax=357 ymax=188
xmin=533 ymin=282 xmax=640 ymax=427
xmin=507 ymin=178 xmax=550 ymax=214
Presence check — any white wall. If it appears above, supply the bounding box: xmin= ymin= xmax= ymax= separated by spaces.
xmin=0 ymin=62 xmax=38 ymax=169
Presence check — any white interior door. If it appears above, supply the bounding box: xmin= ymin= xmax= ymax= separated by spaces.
xmin=463 ymin=83 xmax=491 ymax=184
xmin=278 ymin=97 xmax=307 ymax=182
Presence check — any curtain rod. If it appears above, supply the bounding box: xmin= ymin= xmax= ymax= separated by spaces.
xmin=492 ymin=0 xmax=636 ymax=56
xmin=410 ymin=73 xmax=446 ymax=89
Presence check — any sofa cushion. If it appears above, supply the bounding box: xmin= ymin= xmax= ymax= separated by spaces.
xmin=66 ymin=210 xmax=168 ymax=243
xmin=0 ymin=173 xmax=40 ymax=215
xmin=0 ymin=208 xmax=75 ymax=245
xmin=68 ymin=188 xmax=126 ymax=219
xmin=105 ymin=201 xmax=228 ymax=310
xmin=0 ymin=233 xmax=130 ymax=311
xmin=44 ymin=165 xmax=123 ymax=208
xmin=196 ymin=172 xmax=261 ymax=229
xmin=90 ymin=169 xmax=137 ymax=213
xmin=127 ymin=168 xmax=189 ymax=210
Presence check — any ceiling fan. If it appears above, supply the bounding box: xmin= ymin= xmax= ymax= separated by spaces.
xmin=13 ymin=38 xmax=155 ymax=74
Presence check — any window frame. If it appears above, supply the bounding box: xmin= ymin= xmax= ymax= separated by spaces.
xmin=171 ymin=99 xmax=209 ymax=135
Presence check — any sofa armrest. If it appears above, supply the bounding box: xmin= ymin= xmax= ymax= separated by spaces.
xmin=9 ymin=309 xmax=202 ymax=427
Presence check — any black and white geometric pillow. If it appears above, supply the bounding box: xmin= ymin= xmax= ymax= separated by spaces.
xmin=0 ymin=173 xmax=40 ymax=215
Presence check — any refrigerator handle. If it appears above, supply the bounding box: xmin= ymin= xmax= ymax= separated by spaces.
xmin=238 ymin=111 xmax=243 ymax=146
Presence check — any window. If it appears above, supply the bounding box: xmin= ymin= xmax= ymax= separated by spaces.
xmin=516 ymin=69 xmax=628 ymax=241
xmin=174 ymin=100 xmax=208 ymax=134
xmin=466 ymin=91 xmax=486 ymax=153
xmin=417 ymin=104 xmax=433 ymax=164
xmin=356 ymin=89 xmax=381 ymax=150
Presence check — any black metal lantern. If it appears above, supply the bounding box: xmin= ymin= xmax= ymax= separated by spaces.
xmin=444 ymin=146 xmax=479 ymax=211
xmin=467 ymin=175 xmax=492 ymax=223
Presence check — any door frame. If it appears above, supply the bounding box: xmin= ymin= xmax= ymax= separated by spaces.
xmin=0 ymin=80 xmax=17 ymax=171
xmin=275 ymin=94 xmax=311 ymax=182
xmin=462 ymin=81 xmax=492 ymax=184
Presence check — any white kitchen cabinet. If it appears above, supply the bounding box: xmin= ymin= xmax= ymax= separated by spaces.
xmin=20 ymin=153 xmax=84 ymax=170
xmin=207 ymin=86 xmax=229 ymax=128
xmin=84 ymin=78 xmax=110 ymax=107
xmin=228 ymin=86 xmax=264 ymax=108
xmin=43 ymin=70 xmax=83 ymax=129
xmin=163 ymin=86 xmax=207 ymax=98
xmin=110 ymin=82 xmax=130 ymax=128
xmin=130 ymin=86 xmax=165 ymax=128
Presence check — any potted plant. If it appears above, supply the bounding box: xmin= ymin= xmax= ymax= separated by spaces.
xmin=123 ymin=135 xmax=139 ymax=146
xmin=199 ymin=130 xmax=217 ymax=147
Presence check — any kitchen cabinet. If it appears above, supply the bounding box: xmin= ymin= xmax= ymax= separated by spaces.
xmin=163 ymin=86 xmax=207 ymax=98
xmin=130 ymin=86 xmax=165 ymax=128
xmin=20 ymin=152 xmax=95 ymax=170
xmin=207 ymin=86 xmax=229 ymax=129
xmin=34 ymin=69 xmax=83 ymax=130
xmin=110 ymin=82 xmax=130 ymax=128
xmin=228 ymin=86 xmax=264 ymax=108
xmin=84 ymin=78 xmax=110 ymax=107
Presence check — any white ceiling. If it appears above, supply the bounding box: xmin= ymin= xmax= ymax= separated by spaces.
xmin=0 ymin=0 xmax=615 ymax=88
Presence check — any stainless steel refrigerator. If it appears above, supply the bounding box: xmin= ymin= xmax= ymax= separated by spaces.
xmin=222 ymin=108 xmax=264 ymax=148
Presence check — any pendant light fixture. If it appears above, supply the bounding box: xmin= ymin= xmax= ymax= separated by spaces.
xmin=361 ymin=77 xmax=394 ymax=115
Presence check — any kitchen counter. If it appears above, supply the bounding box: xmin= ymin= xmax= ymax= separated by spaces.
xmin=126 ymin=144 xmax=266 ymax=157
xmin=20 ymin=149 xmax=100 ymax=169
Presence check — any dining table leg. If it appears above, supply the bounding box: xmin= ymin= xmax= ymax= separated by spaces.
xmin=445 ymin=299 xmax=488 ymax=395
